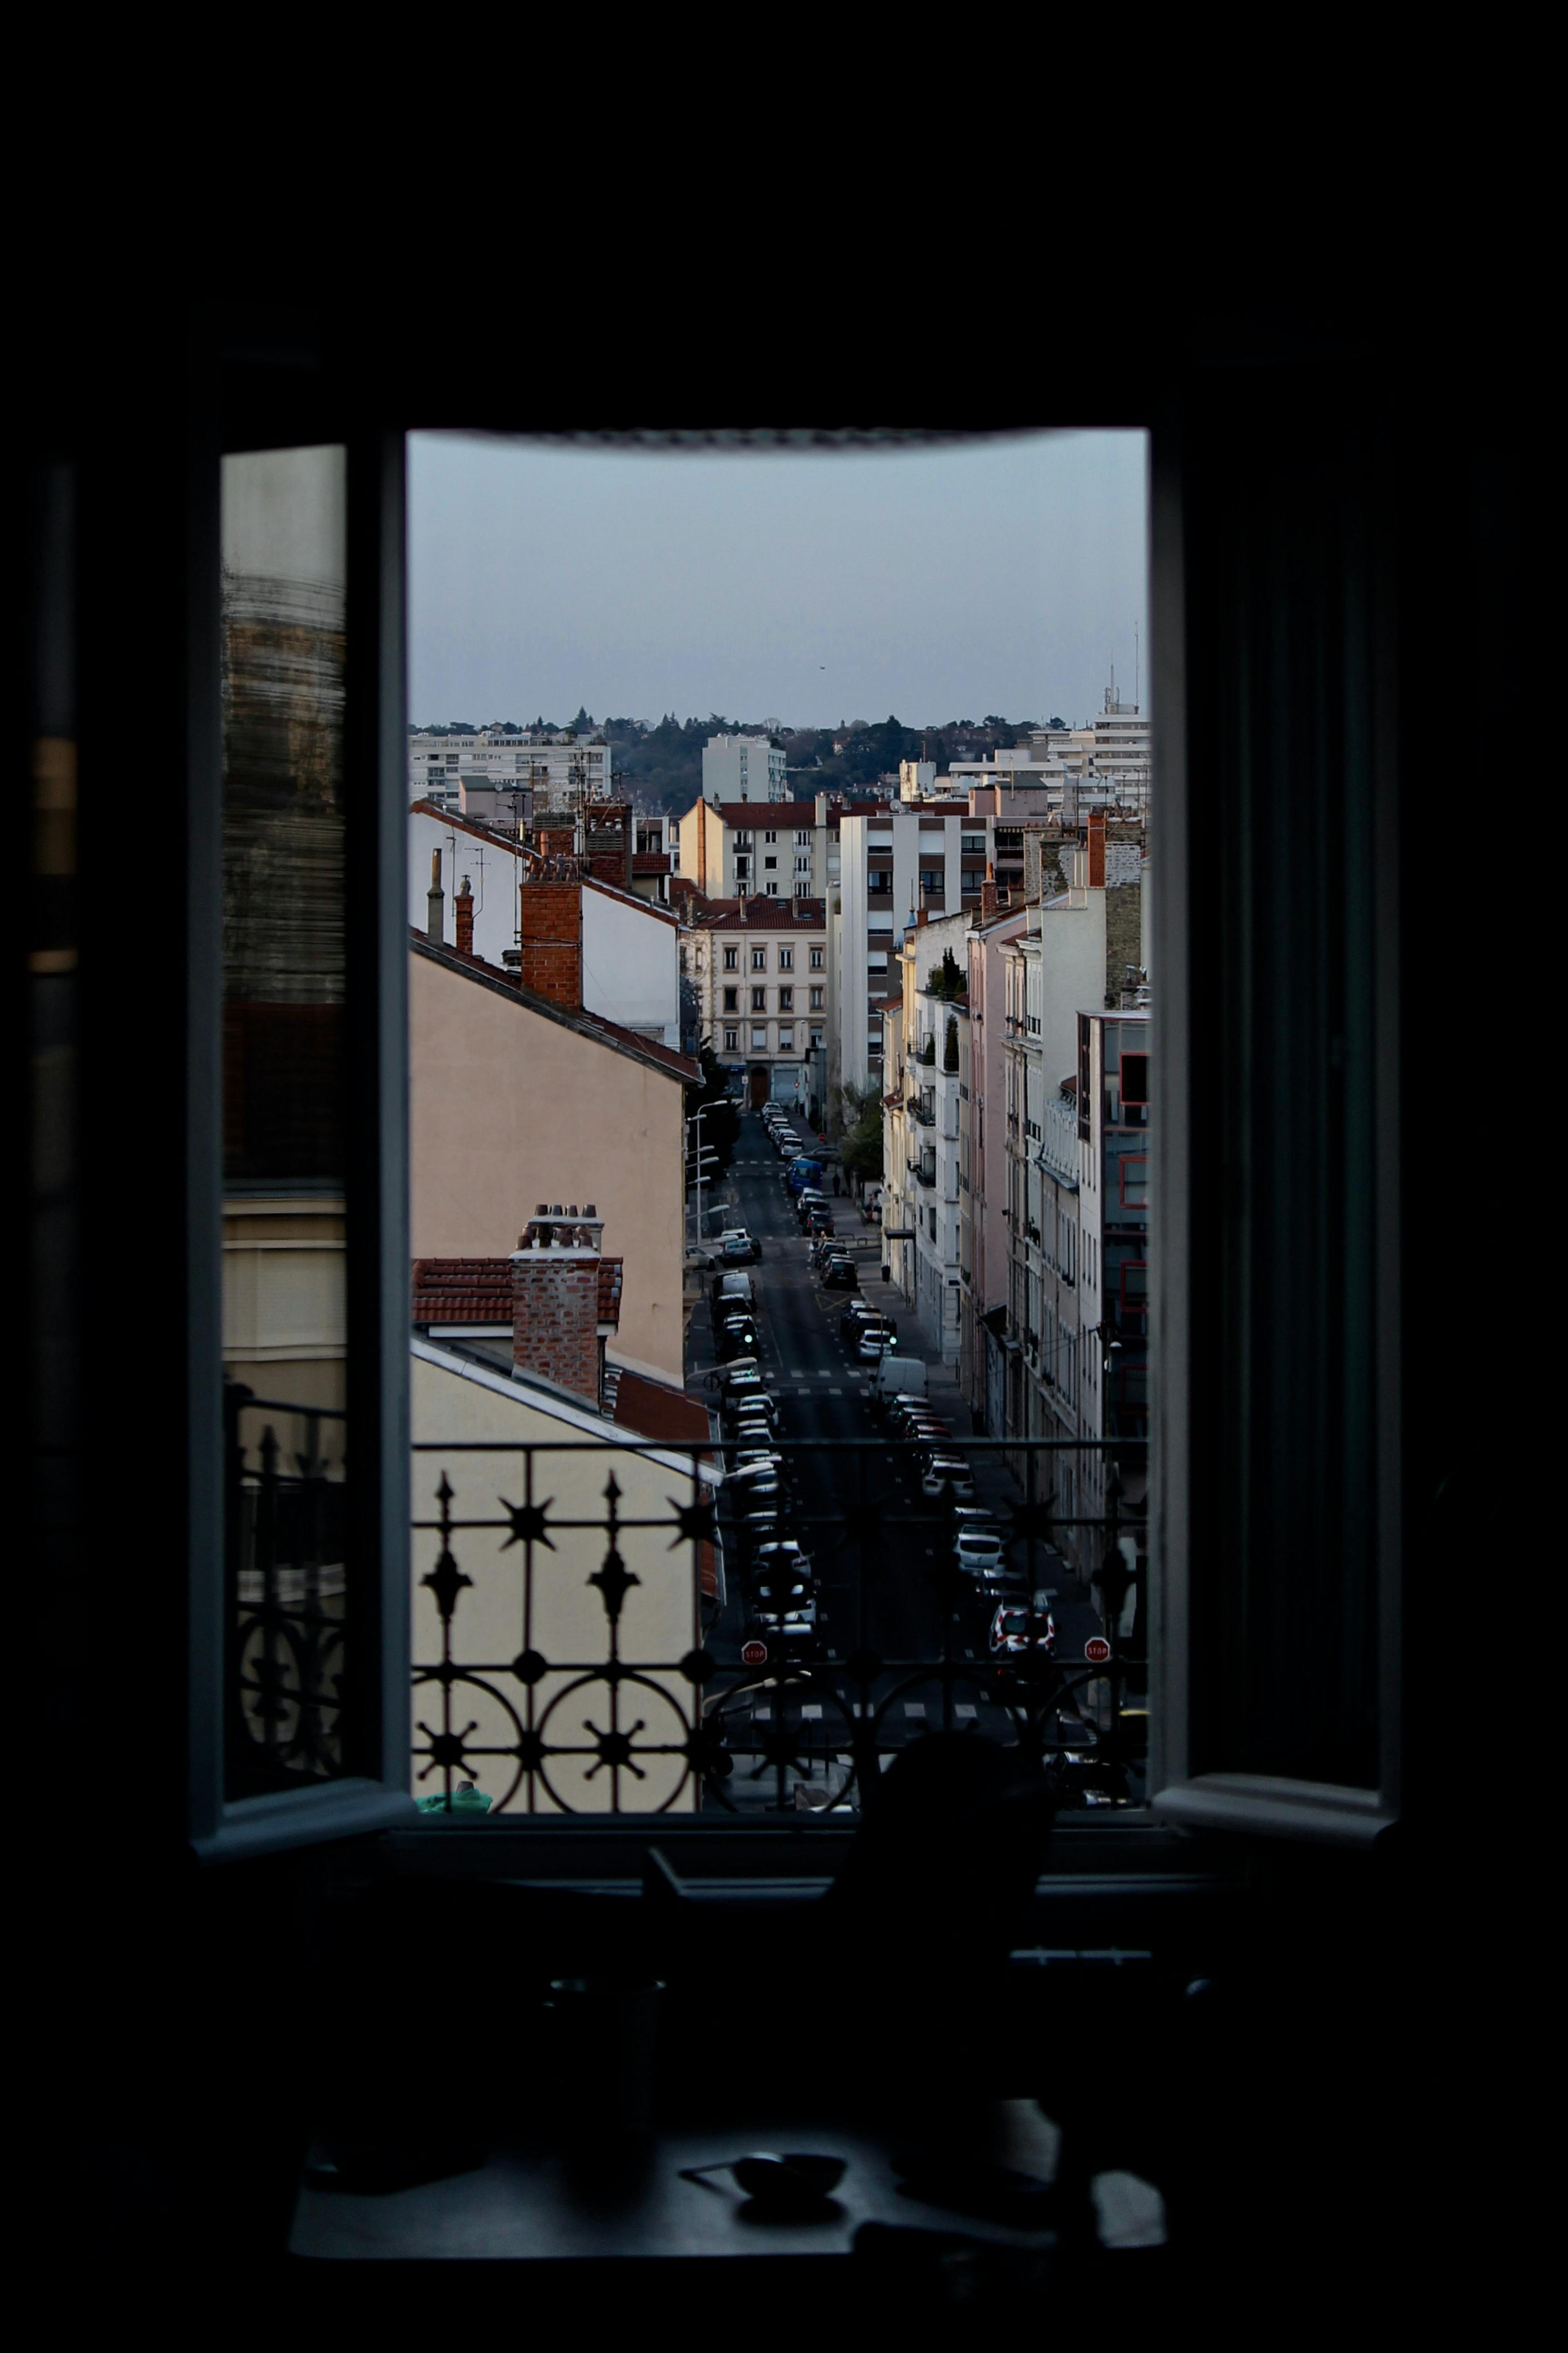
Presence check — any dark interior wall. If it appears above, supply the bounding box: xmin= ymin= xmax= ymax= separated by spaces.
xmin=17 ymin=308 xmax=1515 ymax=2290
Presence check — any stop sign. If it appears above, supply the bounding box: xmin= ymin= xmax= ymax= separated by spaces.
xmin=1084 ymin=1636 xmax=1112 ymax=1663
xmin=741 ymin=1639 xmax=768 ymax=1666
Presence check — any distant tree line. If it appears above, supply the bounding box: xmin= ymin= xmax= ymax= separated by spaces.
xmin=410 ymin=710 xmax=1048 ymax=815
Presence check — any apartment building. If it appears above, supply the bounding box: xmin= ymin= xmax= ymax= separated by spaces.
xmin=961 ymin=903 xmax=1030 ymax=1433
xmin=948 ymin=691 xmax=1152 ymax=818
xmin=409 ymin=931 xmax=697 ymax=1386
xmin=677 ymin=794 xmax=846 ymax=903
xmin=881 ymin=909 xmax=970 ymax=1359
xmin=408 ymin=727 xmax=612 ymax=814
xmin=836 ymin=805 xmax=995 ymax=1093
xmin=682 ymin=895 xmax=828 ymax=1115
xmin=1073 ymin=1009 xmax=1151 ymax=1585
xmin=997 ymin=868 xmax=1112 ymax=1457
xmin=701 ymin=732 xmax=788 ymax=804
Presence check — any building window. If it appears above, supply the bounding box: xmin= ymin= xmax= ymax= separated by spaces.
xmin=868 ymin=871 xmax=892 ymax=895
xmin=810 ymin=1025 xmax=824 ymax=1048
xmin=723 ymin=988 xmax=738 ymax=1012
xmin=735 ymin=831 xmax=753 ymax=848
xmin=779 ymin=1026 xmax=794 ymax=1049
xmin=723 ymin=946 xmax=738 ymax=970
xmin=723 ymin=1028 xmax=738 ymax=1051
xmin=795 ymin=855 xmax=812 ymax=874
xmin=751 ymin=947 xmax=766 ymax=970
xmin=767 ymin=883 xmax=778 ymax=895
xmin=763 ymin=857 xmax=777 ymax=870
xmin=779 ymin=988 xmax=793 ymax=1011
xmin=778 ymin=948 xmax=793 ymax=971
xmin=751 ymin=988 xmax=766 ymax=1011
xmin=1121 ymin=1051 xmax=1150 ymax=1105
xmin=810 ymin=947 xmax=823 ymax=969
xmin=1120 ymin=1260 xmax=1148 ymax=1312
xmin=810 ymin=986 xmax=824 ymax=1009
xmin=920 ymin=868 xmax=943 ymax=896
xmin=764 ymin=829 xmax=777 ymax=844
xmin=751 ymin=1026 xmax=767 ymax=1050
xmin=1121 ymin=1155 xmax=1148 ymax=1208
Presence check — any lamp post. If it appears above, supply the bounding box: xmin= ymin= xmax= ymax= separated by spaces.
xmin=686 ymin=1108 xmax=721 ymax=1257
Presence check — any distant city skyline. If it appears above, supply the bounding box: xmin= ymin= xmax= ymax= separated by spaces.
xmin=409 ymin=430 xmax=1148 ymax=734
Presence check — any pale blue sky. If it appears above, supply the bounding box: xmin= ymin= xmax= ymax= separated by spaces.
xmin=408 ymin=431 xmax=1148 ymax=732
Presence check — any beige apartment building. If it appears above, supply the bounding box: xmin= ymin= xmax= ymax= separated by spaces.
xmin=681 ymin=894 xmax=830 ymax=1114
xmin=410 ymin=936 xmax=695 ymax=1387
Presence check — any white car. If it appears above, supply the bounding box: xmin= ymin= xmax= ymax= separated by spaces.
xmin=955 ymin=1527 xmax=1004 ymax=1575
xmin=921 ymin=1456 xmax=977 ymax=1501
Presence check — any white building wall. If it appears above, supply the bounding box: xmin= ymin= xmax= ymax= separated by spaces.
xmin=409 ymin=806 xmax=522 ymax=966
xmin=837 ymin=812 xmax=991 ymax=1093
xmin=702 ymin=735 xmax=788 ymax=804
xmin=409 ymin=807 xmax=677 ymax=1046
xmin=581 ymin=884 xmax=680 ymax=1048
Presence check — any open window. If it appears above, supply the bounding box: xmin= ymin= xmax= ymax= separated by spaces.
xmin=136 ymin=388 xmax=1409 ymax=1862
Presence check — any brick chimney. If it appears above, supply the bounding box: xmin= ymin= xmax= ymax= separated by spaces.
xmin=511 ymin=1203 xmax=603 ymax=1403
xmin=1087 ymin=809 xmax=1106 ymax=889
xmin=981 ymin=859 xmax=998 ymax=919
xmin=517 ymin=880 xmax=582 ymax=1009
xmin=454 ymin=875 xmax=474 ymax=956
xmin=427 ymin=846 xmax=445 ymax=944
xmin=585 ymin=802 xmax=633 ymax=890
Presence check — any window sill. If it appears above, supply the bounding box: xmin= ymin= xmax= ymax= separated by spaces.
xmin=1151 ymin=1775 xmax=1395 ymax=1848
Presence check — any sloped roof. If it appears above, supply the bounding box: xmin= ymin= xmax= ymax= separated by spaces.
xmin=411 ymin=931 xmax=697 ymax=1084
xmin=683 ymin=895 xmax=826 ymax=930
xmin=412 ymin=1254 xmax=625 ymax=1330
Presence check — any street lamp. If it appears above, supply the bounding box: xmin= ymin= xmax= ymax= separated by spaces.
xmin=686 ymin=1108 xmax=722 ymax=1258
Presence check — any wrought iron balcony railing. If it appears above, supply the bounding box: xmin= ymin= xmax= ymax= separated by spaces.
xmin=225 ymin=1399 xmax=1147 ymax=1822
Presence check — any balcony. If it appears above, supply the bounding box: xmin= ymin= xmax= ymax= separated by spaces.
xmin=226 ymin=1401 xmax=1147 ymax=1818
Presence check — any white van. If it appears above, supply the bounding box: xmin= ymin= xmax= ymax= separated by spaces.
xmin=871 ymin=1356 xmax=927 ymax=1402
xmin=713 ymin=1270 xmax=755 ymax=1313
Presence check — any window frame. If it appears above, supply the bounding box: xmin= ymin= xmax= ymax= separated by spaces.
xmin=179 ymin=406 xmax=1408 ymax=1869
xmin=188 ymin=423 xmax=415 ymax=1861
xmin=1145 ymin=407 xmax=1404 ymax=1848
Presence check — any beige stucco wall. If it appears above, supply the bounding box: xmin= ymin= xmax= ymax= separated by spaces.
xmin=410 ymin=949 xmax=686 ymax=1385
xmin=411 ymin=1345 xmax=703 ymax=1813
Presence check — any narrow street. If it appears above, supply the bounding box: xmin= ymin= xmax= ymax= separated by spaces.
xmin=687 ymin=1109 xmax=1102 ymax=1812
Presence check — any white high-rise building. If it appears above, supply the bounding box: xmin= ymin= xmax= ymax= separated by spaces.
xmin=835 ymin=806 xmax=995 ymax=1093
xmin=408 ymin=729 xmax=611 ymax=815
xmin=701 ymin=734 xmax=788 ymax=805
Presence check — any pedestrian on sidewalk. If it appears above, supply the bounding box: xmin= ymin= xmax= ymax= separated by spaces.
xmin=832 ymin=1171 xmax=841 ymax=1197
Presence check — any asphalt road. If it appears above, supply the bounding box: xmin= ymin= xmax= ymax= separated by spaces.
xmin=688 ymin=1110 xmax=1103 ymax=1813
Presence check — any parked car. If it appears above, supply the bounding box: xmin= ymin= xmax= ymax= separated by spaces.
xmin=804 ymin=1210 xmax=835 ymax=1238
xmin=954 ymin=1526 xmax=1005 ymax=1577
xmin=752 ymin=1538 xmax=814 ymax=1581
xmin=721 ymin=1380 xmax=775 ymax=1425
xmin=988 ymin=1602 xmax=1056 ymax=1659
xmin=717 ymin=1318 xmax=758 ymax=1362
xmin=921 ymin=1455 xmax=977 ymax=1502
xmin=825 ymin=1258 xmax=860 ymax=1290
xmin=892 ymin=1407 xmax=949 ymax=1441
xmin=855 ymin=1319 xmax=897 ymax=1357
xmin=720 ymin=1228 xmax=761 ymax=1264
